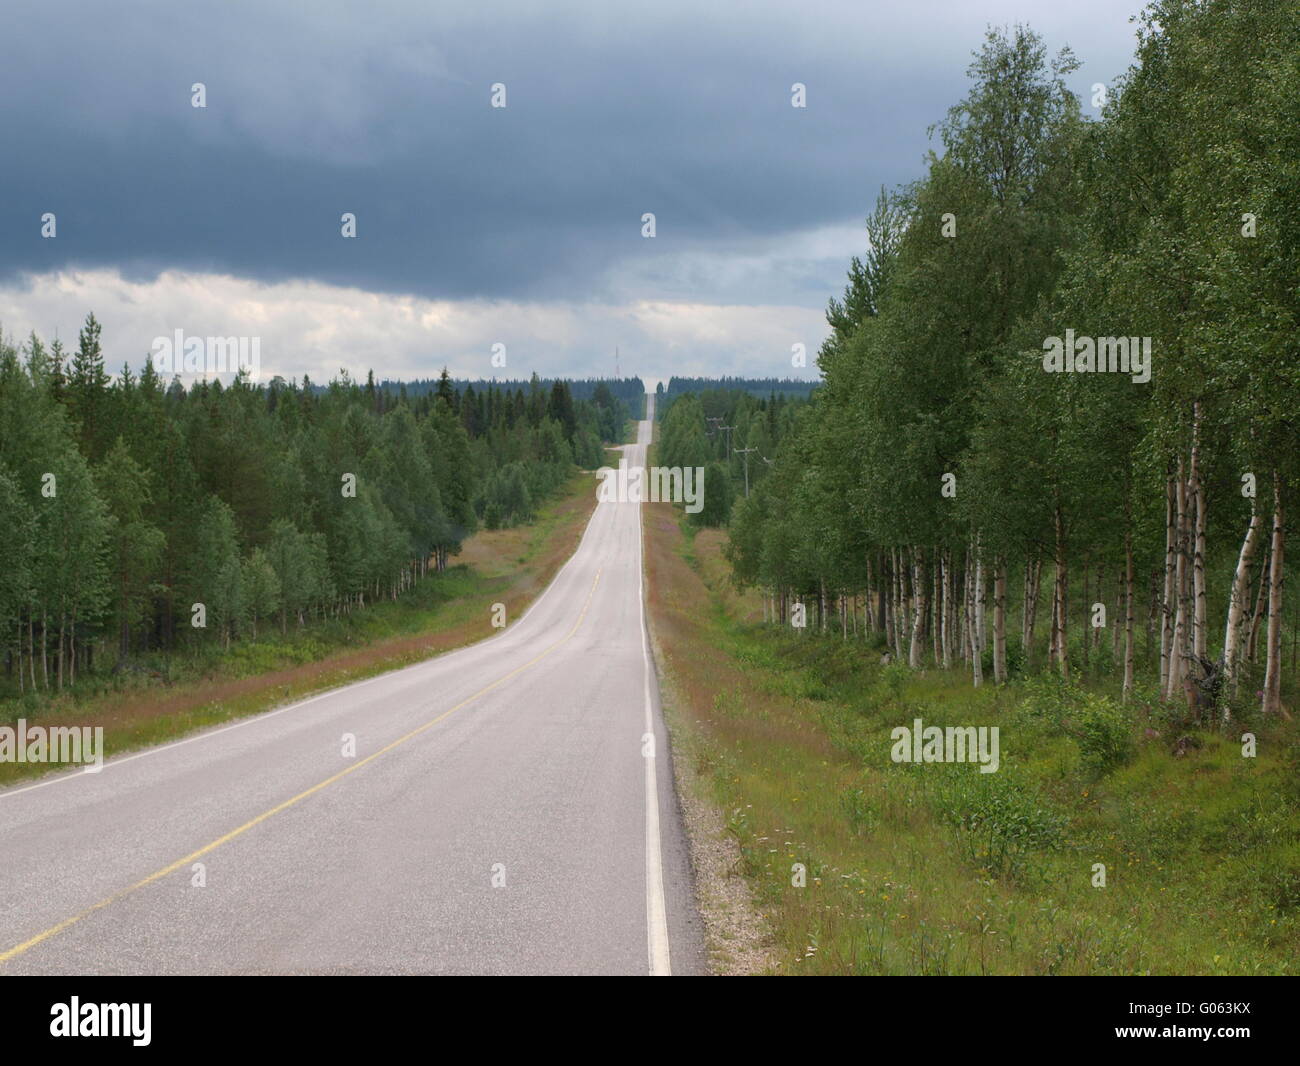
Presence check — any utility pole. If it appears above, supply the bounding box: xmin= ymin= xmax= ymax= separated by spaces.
xmin=734 ymin=446 xmax=757 ymax=497
xmin=705 ymin=417 xmax=736 ymax=464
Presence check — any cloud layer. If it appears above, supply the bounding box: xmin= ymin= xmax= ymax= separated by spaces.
xmin=0 ymin=269 xmax=829 ymax=385
xmin=0 ymin=0 xmax=1142 ymax=379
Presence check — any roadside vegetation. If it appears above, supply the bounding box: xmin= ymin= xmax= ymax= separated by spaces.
xmin=646 ymin=505 xmax=1299 ymax=974
xmin=666 ymin=4 xmax=1300 ymax=722
xmin=648 ymin=2 xmax=1299 ymax=975
xmin=0 ymin=456 xmax=607 ymax=787
xmin=0 ymin=329 xmax=635 ymax=706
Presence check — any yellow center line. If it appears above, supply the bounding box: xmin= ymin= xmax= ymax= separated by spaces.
xmin=0 ymin=568 xmax=603 ymax=968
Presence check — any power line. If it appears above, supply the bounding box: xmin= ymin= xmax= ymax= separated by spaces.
xmin=733 ymin=446 xmax=757 ymax=497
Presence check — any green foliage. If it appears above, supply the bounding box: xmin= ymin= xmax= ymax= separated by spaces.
xmin=1070 ymin=695 xmax=1136 ymax=777
xmin=0 ymin=328 xmax=627 ymax=696
xmin=1022 ymin=676 xmax=1135 ymax=776
xmin=719 ymin=7 xmax=1299 ymax=716
xmin=878 ymin=662 xmax=911 ymax=707
xmin=658 ymin=389 xmax=807 ymax=523
xmin=931 ymin=769 xmax=1068 ymax=879
xmin=693 ymin=462 xmax=732 ymax=528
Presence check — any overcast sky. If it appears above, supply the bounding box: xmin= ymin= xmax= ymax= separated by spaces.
xmin=0 ymin=0 xmax=1144 ymax=386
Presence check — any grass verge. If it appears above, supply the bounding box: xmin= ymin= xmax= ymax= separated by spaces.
xmin=643 ymin=503 xmax=1300 ymax=975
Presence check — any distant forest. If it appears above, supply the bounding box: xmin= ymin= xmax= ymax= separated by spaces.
xmin=379 ymin=374 xmax=646 ymax=414
xmin=0 ymin=325 xmax=631 ymax=692
xmin=657 ymin=377 xmax=818 ymax=404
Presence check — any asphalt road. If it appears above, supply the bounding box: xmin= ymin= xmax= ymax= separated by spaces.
xmin=0 ymin=392 xmax=704 ymax=975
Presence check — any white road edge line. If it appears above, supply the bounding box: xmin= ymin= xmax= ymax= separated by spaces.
xmin=0 ymin=471 xmax=611 ymax=804
xmin=636 ymin=419 xmax=672 ymax=976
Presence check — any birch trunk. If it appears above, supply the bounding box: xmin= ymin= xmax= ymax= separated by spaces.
xmin=1048 ymin=561 xmax=1059 ymax=668
xmin=1160 ymin=470 xmax=1176 ymax=692
xmin=1023 ymin=557 xmax=1040 ymax=668
xmin=940 ymin=550 xmax=951 ymax=668
xmin=931 ymin=559 xmax=940 ymax=665
xmin=891 ymin=548 xmax=903 ymax=658
xmin=951 ymin=550 xmax=961 ymax=666
xmin=1224 ymin=506 xmax=1262 ymax=696
xmin=1262 ymin=471 xmax=1288 ymax=718
xmin=908 ymin=547 xmax=926 ymax=669
xmin=992 ymin=555 xmax=1007 ymax=684
xmin=1167 ymin=457 xmax=1188 ymax=700
xmin=1247 ymin=548 xmax=1268 ymax=663
xmin=961 ymin=551 xmax=972 ymax=664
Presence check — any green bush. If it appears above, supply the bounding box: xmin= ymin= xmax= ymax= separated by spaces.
xmin=931 ymin=769 xmax=1068 ymax=879
xmin=1072 ymin=692 xmax=1135 ymax=776
xmin=1022 ymin=676 xmax=1134 ymax=777
xmin=878 ymin=662 xmax=910 ymax=706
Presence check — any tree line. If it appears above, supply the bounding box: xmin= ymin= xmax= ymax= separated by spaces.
xmin=722 ymin=1 xmax=1298 ymax=718
xmin=0 ymin=323 xmax=630 ymax=692
xmin=378 ymin=373 xmax=646 ymax=435
xmin=656 ymin=388 xmax=808 ymax=528
xmin=657 ymin=377 xmax=818 ymax=405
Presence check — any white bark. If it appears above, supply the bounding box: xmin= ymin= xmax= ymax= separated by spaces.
xmin=908 ymin=547 xmax=926 ymax=669
xmin=1167 ymin=457 xmax=1188 ymax=700
xmin=1262 ymin=471 xmax=1288 ymax=718
xmin=1223 ymin=506 xmax=1262 ymax=698
xmin=992 ymin=555 xmax=1007 ymax=684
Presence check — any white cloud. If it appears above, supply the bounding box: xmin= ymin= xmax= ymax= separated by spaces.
xmin=0 ymin=268 xmax=828 ymax=385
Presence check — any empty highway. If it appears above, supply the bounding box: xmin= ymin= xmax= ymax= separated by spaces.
xmin=0 ymin=393 xmax=703 ymax=975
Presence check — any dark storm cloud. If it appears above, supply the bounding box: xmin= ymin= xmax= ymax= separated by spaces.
xmin=0 ymin=0 xmax=1139 ymax=305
